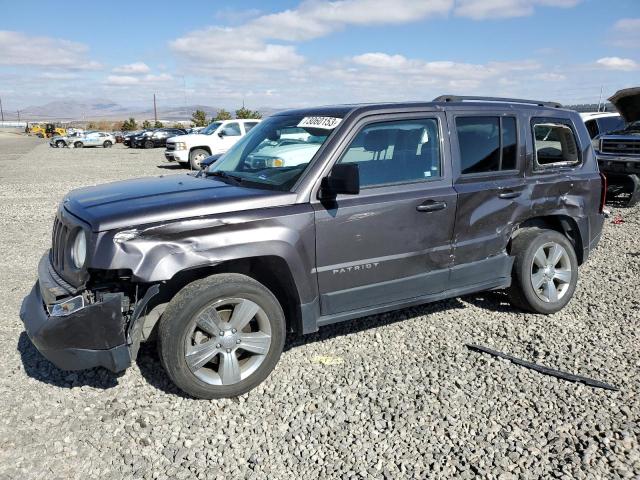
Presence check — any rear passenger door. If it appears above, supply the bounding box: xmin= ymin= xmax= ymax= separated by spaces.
xmin=313 ymin=113 xmax=457 ymax=316
xmin=448 ymin=112 xmax=527 ymax=287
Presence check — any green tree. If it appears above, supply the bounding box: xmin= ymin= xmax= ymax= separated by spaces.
xmin=142 ymin=120 xmax=152 ymax=129
xmin=172 ymin=123 xmax=184 ymax=129
xmin=154 ymin=120 xmax=164 ymax=128
xmin=214 ymin=109 xmax=232 ymax=121
xmin=121 ymin=118 xmax=137 ymax=131
xmin=235 ymin=106 xmax=262 ymax=119
xmin=191 ymin=109 xmax=208 ymax=127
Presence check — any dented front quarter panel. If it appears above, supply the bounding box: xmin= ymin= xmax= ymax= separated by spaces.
xmin=91 ymin=203 xmax=318 ymax=303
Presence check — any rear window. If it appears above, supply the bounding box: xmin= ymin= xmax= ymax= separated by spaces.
xmin=456 ymin=116 xmax=518 ymax=174
xmin=532 ymin=121 xmax=579 ymax=167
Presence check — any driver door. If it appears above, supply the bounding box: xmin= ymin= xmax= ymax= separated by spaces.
xmin=313 ymin=114 xmax=457 ymax=316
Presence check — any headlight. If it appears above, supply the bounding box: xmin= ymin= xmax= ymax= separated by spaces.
xmin=591 ymin=137 xmax=600 ymax=152
xmin=70 ymin=230 xmax=87 ymax=269
xmin=173 ymin=142 xmax=187 ymax=150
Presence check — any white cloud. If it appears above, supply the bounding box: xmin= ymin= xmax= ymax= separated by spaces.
xmin=595 ymin=57 xmax=639 ymax=71
xmin=534 ymin=72 xmax=566 ymax=81
xmin=113 ymin=62 xmax=150 ymax=74
xmin=454 ymin=0 xmax=581 ymax=20
xmin=0 ymin=30 xmax=101 ymax=70
xmin=608 ymin=18 xmax=640 ymax=49
xmin=106 ymin=73 xmax=174 ymax=86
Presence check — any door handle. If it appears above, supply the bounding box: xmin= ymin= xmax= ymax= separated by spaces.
xmin=498 ymin=190 xmax=521 ymax=199
xmin=416 ymin=200 xmax=447 ymax=212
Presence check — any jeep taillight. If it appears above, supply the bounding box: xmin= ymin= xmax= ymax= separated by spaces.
xmin=599 ymin=172 xmax=607 ymax=213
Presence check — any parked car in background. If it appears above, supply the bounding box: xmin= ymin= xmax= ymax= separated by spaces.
xmin=69 ymin=131 xmax=116 ymax=148
xmin=132 ymin=128 xmax=187 ymax=149
xmin=21 ymin=96 xmax=606 ymax=399
xmin=165 ymin=119 xmax=261 ymax=169
xmin=123 ymin=131 xmax=142 ymax=147
xmin=591 ymin=87 xmax=640 ymax=206
xmin=49 ymin=132 xmax=83 ymax=148
xmin=580 ymin=112 xmax=625 ymax=139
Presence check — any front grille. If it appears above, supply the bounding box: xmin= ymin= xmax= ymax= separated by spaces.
xmin=601 ymin=139 xmax=640 ymax=156
xmin=51 ymin=215 xmax=69 ymax=273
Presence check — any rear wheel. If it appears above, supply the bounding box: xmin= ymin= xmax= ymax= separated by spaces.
xmin=74 ymin=141 xmax=83 ymax=148
xmin=144 ymin=140 xmax=153 ymax=149
xmin=158 ymin=273 xmax=286 ymax=399
xmin=508 ymin=228 xmax=578 ymax=314
xmin=189 ymin=148 xmax=209 ymax=170
xmin=103 ymin=140 xmax=113 ymax=148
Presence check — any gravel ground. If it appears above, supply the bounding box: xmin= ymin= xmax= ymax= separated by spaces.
xmin=0 ymin=136 xmax=638 ymax=479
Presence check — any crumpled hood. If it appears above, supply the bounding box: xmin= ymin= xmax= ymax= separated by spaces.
xmin=609 ymin=87 xmax=640 ymax=123
xmin=63 ymin=173 xmax=294 ymax=232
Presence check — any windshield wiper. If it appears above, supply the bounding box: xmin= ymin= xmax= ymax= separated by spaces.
xmin=206 ymin=170 xmax=244 ymax=184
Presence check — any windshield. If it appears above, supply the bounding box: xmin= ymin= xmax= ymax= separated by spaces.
xmin=206 ymin=114 xmax=340 ymax=191
xmin=200 ymin=122 xmax=223 ymax=135
xmin=599 ymin=116 xmax=626 ymax=134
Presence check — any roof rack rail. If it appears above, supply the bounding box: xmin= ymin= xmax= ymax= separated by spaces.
xmin=433 ymin=95 xmax=562 ymax=108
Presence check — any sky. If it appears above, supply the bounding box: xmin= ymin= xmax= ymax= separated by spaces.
xmin=0 ymin=0 xmax=638 ymax=113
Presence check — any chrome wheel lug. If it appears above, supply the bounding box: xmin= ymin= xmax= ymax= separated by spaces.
xmin=216 ymin=344 xmax=221 ymax=348
xmin=231 ymin=328 xmax=237 ymax=333
xmin=226 ymin=348 xmax=231 ymax=353
xmin=236 ymin=339 xmax=241 ymax=344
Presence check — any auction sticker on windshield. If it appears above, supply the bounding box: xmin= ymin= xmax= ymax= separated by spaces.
xmin=297 ymin=117 xmax=342 ymax=129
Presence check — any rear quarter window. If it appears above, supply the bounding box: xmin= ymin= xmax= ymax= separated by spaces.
xmin=532 ymin=119 xmax=580 ymax=168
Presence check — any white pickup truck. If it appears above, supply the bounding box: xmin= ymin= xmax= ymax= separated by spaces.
xmin=165 ymin=119 xmax=260 ymax=169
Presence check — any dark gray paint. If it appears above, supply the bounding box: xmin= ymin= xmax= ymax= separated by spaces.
xmin=22 ymin=99 xmax=606 ymax=372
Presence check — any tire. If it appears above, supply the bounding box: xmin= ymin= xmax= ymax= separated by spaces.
xmin=74 ymin=141 xmax=83 ymax=149
xmin=158 ymin=273 xmax=286 ymax=399
xmin=144 ymin=140 xmax=153 ymax=149
xmin=508 ymin=228 xmax=578 ymax=314
xmin=189 ymin=148 xmax=209 ymax=170
xmin=56 ymin=140 xmax=65 ymax=148
xmin=103 ymin=140 xmax=113 ymax=148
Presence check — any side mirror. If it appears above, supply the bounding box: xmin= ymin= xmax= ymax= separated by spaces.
xmin=200 ymin=154 xmax=223 ymax=170
xmin=320 ymin=163 xmax=360 ymax=199
xmin=218 ymin=130 xmax=226 ymax=138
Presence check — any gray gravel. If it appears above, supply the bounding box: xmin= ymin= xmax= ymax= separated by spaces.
xmin=0 ymin=135 xmax=638 ymax=479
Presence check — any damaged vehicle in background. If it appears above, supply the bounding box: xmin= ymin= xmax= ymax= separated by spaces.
xmin=20 ymin=96 xmax=606 ymax=399
xmin=591 ymin=87 xmax=640 ymax=206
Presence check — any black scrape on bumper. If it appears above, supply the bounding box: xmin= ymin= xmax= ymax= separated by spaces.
xmin=20 ymin=276 xmax=131 ymax=373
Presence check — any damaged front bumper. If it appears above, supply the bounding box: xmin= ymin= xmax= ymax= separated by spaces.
xmin=19 ymin=254 xmax=132 ymax=372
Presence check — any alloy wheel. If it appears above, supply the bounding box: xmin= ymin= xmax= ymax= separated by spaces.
xmin=184 ymin=298 xmax=272 ymax=386
xmin=530 ymin=242 xmax=572 ymax=303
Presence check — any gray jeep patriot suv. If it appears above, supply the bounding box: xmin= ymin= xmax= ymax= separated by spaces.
xmin=21 ymin=96 xmax=606 ymax=399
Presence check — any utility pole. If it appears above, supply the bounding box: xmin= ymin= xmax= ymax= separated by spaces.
xmin=597 ymin=85 xmax=604 ymax=112
xmin=17 ymin=110 xmax=20 ymax=122
xmin=153 ymin=94 xmax=158 ymax=124
xmin=0 ymin=97 xmax=4 ymax=122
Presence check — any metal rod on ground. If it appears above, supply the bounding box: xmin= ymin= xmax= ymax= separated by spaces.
xmin=466 ymin=344 xmax=619 ymax=391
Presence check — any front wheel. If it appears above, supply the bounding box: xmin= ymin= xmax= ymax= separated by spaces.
xmin=189 ymin=148 xmax=209 ymax=170
xmin=144 ymin=140 xmax=153 ymax=149
xmin=158 ymin=273 xmax=286 ymax=399
xmin=56 ymin=140 xmax=65 ymax=148
xmin=508 ymin=228 xmax=578 ymax=314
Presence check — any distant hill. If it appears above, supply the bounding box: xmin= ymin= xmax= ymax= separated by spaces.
xmin=565 ymin=102 xmax=617 ymax=113
xmin=11 ymin=99 xmax=284 ymax=123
